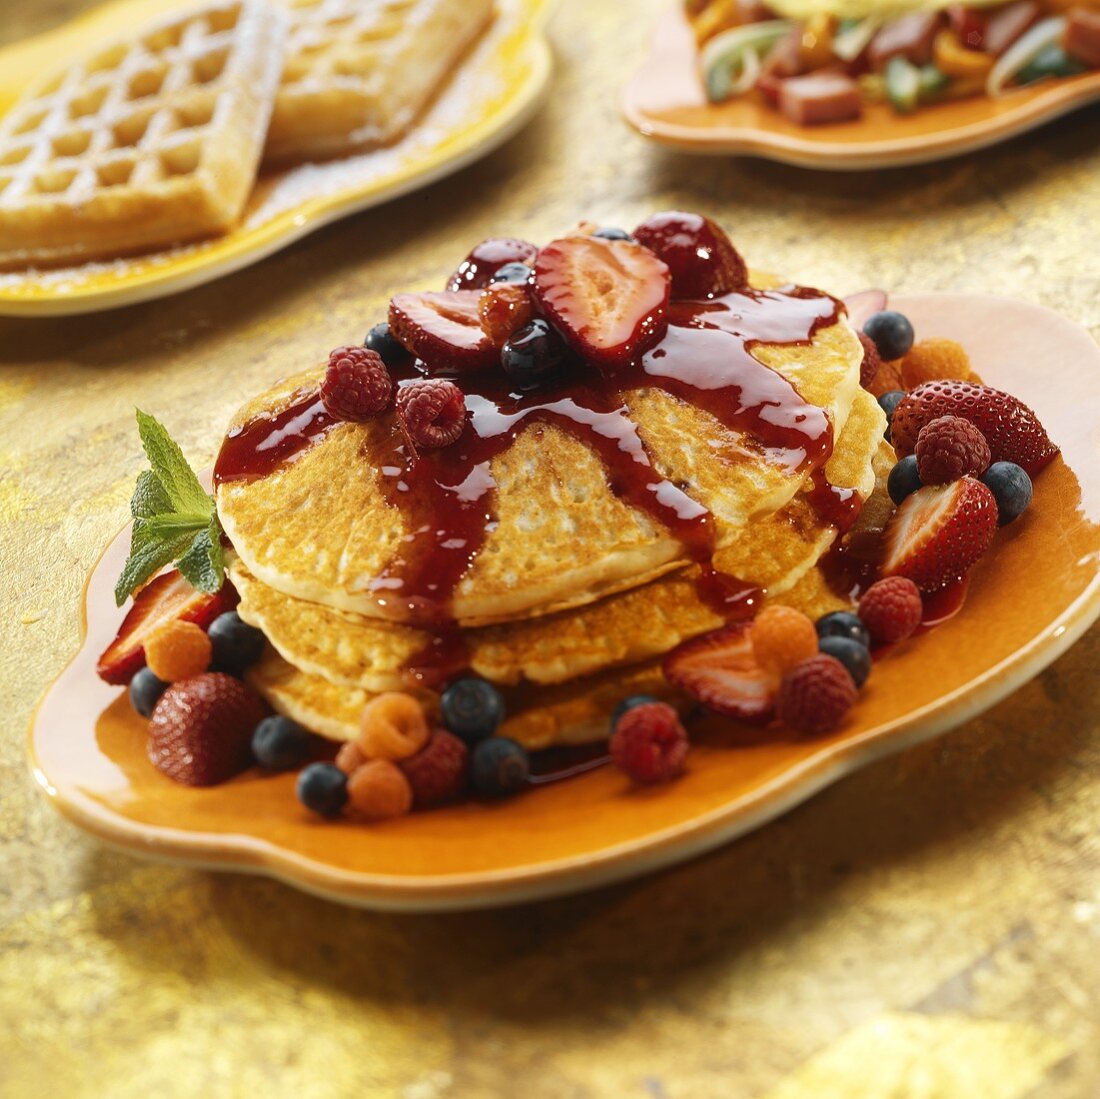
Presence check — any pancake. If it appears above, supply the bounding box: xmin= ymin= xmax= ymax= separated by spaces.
xmin=216 ymin=275 xmax=864 ymax=627
xmin=230 ymin=390 xmax=888 ymax=694
xmin=248 ymin=648 xmax=685 ymax=751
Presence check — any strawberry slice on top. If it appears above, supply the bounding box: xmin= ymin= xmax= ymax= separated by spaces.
xmin=534 ymin=235 xmax=671 ymax=368
xmin=389 ymin=290 xmax=498 ymax=375
xmin=662 ymin=621 xmax=775 ymax=722
xmin=96 ymin=569 xmax=238 ymax=685
xmin=881 ymin=476 xmax=998 ymax=593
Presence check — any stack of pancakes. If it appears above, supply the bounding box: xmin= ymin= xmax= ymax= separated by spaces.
xmin=217 ymin=274 xmax=891 ymax=750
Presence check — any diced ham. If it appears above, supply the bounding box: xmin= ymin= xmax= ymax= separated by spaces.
xmin=756 ymin=27 xmax=803 ymax=107
xmin=778 ymin=70 xmax=863 ymax=125
xmin=1063 ymin=7 xmax=1100 ymax=67
xmin=868 ymin=12 xmax=943 ymax=68
xmin=982 ymin=1 xmax=1041 ymax=56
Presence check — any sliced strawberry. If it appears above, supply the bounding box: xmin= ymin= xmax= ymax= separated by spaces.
xmin=96 ymin=569 xmax=238 ymax=686
xmin=389 ymin=290 xmax=498 ymax=374
xmin=662 ymin=622 xmax=775 ymax=722
xmin=446 ymin=237 xmax=538 ymax=292
xmin=881 ymin=477 xmax=998 ymax=593
xmin=891 ymin=381 xmax=1058 ymax=475
xmin=533 ymin=235 xmax=670 ymax=368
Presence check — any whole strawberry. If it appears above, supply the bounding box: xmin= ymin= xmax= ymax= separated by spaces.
xmin=148 ymin=672 xmax=266 ymax=786
xmin=777 ymin=654 xmax=857 ymax=736
xmin=891 ymin=381 xmax=1057 ymax=475
xmin=396 ymin=379 xmax=467 ymax=449
xmin=321 ymin=346 xmax=392 ymax=421
xmin=611 ymin=701 xmax=689 ymax=783
xmin=914 ymin=415 xmax=990 ymax=484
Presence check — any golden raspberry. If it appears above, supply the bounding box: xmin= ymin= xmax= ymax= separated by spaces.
xmin=144 ymin=620 xmax=212 ymax=682
xmin=335 ymin=740 xmax=367 ymax=775
xmin=346 ymin=760 xmax=413 ymax=822
xmin=900 ymin=338 xmax=972 ymax=389
xmin=750 ymin=605 xmax=818 ymax=680
xmin=357 ymin=693 xmax=430 ymax=761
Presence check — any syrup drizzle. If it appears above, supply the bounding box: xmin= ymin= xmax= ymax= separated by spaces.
xmin=213 ymin=286 xmax=848 ymax=683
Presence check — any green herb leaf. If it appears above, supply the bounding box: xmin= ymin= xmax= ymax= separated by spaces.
xmin=130 ymin=470 xmax=171 ymax=520
xmin=114 ymin=412 xmax=226 ymax=605
xmin=113 ymin=521 xmax=195 ymax=606
xmin=176 ymin=526 xmax=223 ymax=594
xmin=136 ymin=409 xmax=212 ymax=517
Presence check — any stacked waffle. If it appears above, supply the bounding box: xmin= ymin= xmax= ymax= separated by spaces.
xmin=0 ymin=0 xmax=493 ymax=267
xmin=213 ymin=231 xmax=891 ymax=751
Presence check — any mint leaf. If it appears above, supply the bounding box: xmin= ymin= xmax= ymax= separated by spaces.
xmin=113 ymin=521 xmax=194 ymax=606
xmin=131 ymin=470 xmax=171 ymax=520
xmin=114 ymin=413 xmax=226 ymax=605
xmin=176 ymin=525 xmax=223 ymax=594
xmin=136 ymin=409 xmax=212 ymax=517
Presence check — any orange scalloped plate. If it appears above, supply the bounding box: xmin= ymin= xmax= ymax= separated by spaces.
xmin=0 ymin=0 xmax=554 ymax=317
xmin=29 ymin=294 xmax=1100 ymax=910
xmin=621 ymin=6 xmax=1100 ymax=168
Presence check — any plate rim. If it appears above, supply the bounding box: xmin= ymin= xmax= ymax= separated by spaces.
xmin=0 ymin=0 xmax=557 ymax=317
xmin=28 ymin=292 xmax=1100 ymax=911
xmin=620 ymin=5 xmax=1100 ymax=169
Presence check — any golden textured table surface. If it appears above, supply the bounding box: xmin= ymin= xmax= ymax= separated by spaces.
xmin=2 ymin=1 xmax=1099 ymax=1096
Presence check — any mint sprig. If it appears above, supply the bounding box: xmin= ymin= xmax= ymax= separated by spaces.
xmin=114 ymin=410 xmax=225 ymax=605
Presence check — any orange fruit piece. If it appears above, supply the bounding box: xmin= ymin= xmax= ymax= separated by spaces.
xmin=357 ymin=692 xmax=430 ymax=761
xmin=866 ymin=358 xmax=905 ymax=398
xmin=144 ymin=620 xmax=212 ymax=682
xmin=750 ymin=605 xmax=818 ymax=681
xmin=347 ymin=760 xmax=413 ymax=822
xmin=335 ymin=740 xmax=367 ymax=775
xmin=900 ymin=338 xmax=972 ymax=389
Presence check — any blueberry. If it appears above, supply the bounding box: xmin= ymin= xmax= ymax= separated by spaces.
xmin=818 ymin=635 xmax=871 ymax=688
xmin=981 ymin=461 xmax=1032 ymax=526
xmin=501 ymin=318 xmax=566 ymax=391
xmin=129 ymin=667 xmax=168 ymax=717
xmin=863 ymin=310 xmax=915 ymax=361
xmin=208 ymin=611 xmax=266 ymax=675
xmin=887 ymin=454 xmax=923 ymax=505
xmin=296 ymin=762 xmax=348 ymax=817
xmin=491 ymin=261 xmax=534 ymax=284
xmin=877 ymin=389 xmax=906 ymax=437
xmin=253 ymin=715 xmax=313 ymax=771
xmin=470 ymin=737 xmax=530 ymax=797
xmin=440 ymin=677 xmax=505 ymax=743
xmin=364 ymin=321 xmax=411 ymax=368
xmin=815 ymin=611 xmax=870 ymax=649
xmin=593 ymin=227 xmax=635 ymax=242
xmin=611 ymin=694 xmax=659 ymax=732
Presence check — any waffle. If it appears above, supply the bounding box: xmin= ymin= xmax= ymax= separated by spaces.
xmin=0 ymin=0 xmax=287 ymax=269
xmin=264 ymin=0 xmax=494 ymax=165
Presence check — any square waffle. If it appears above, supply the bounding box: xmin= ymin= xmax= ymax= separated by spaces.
xmin=0 ymin=0 xmax=287 ymax=269
xmin=264 ymin=0 xmax=494 ymax=165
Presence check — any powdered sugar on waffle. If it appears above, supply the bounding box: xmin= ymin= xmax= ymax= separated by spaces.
xmin=0 ymin=0 xmax=518 ymax=297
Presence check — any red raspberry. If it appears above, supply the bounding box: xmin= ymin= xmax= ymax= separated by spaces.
xmin=148 ymin=672 xmax=266 ymax=786
xmin=399 ymin=729 xmax=469 ymax=807
xmin=610 ymin=702 xmax=689 ymax=784
xmin=914 ymin=415 xmax=991 ymax=485
xmin=857 ymin=330 xmax=882 ymax=389
xmin=321 ymin=346 xmax=392 ymax=421
xmin=858 ymin=577 xmax=923 ymax=646
xmin=777 ymin=655 xmax=857 ymax=736
xmin=396 ymin=379 xmax=467 ymax=449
